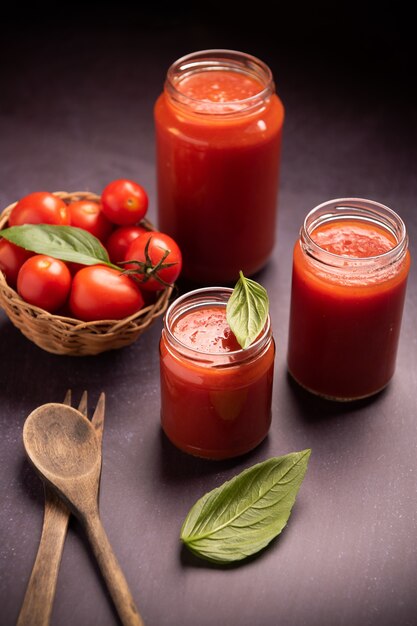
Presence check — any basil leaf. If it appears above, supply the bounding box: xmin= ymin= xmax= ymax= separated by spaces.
xmin=226 ymin=271 xmax=269 ymax=349
xmin=181 ymin=449 xmax=311 ymax=564
xmin=0 ymin=225 xmax=118 ymax=268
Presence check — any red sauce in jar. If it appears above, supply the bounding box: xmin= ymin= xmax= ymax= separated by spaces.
xmin=160 ymin=289 xmax=275 ymax=459
xmin=172 ymin=306 xmax=241 ymax=353
xmin=287 ymin=203 xmax=410 ymax=401
xmin=311 ymin=221 xmax=396 ymax=256
xmin=175 ymin=70 xmax=265 ymax=106
xmin=155 ymin=50 xmax=284 ymax=283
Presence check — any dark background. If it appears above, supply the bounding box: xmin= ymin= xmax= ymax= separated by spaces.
xmin=1 ymin=4 xmax=416 ymax=626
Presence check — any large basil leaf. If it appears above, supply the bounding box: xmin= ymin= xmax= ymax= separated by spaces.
xmin=181 ymin=449 xmax=311 ymax=564
xmin=0 ymin=224 xmax=118 ymax=268
xmin=226 ymin=271 xmax=269 ymax=349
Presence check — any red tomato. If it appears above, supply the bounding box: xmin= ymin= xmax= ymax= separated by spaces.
xmin=106 ymin=225 xmax=148 ymax=264
xmin=68 ymin=200 xmax=113 ymax=241
xmin=9 ymin=192 xmax=70 ymax=226
xmin=17 ymin=255 xmax=72 ymax=313
xmin=0 ymin=239 xmax=32 ymax=287
xmin=124 ymin=232 xmax=182 ymax=291
xmin=101 ymin=179 xmax=148 ymax=226
xmin=69 ymin=265 xmax=144 ymax=321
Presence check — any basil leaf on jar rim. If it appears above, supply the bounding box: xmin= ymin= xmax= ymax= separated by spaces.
xmin=226 ymin=271 xmax=269 ymax=349
xmin=0 ymin=224 xmax=119 ymax=269
xmin=181 ymin=449 xmax=311 ymax=564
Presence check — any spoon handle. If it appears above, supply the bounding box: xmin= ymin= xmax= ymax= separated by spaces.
xmin=84 ymin=510 xmax=144 ymax=626
xmin=16 ymin=489 xmax=70 ymax=626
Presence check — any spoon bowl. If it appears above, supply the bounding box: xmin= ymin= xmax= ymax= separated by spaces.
xmin=24 ymin=404 xmax=99 ymax=479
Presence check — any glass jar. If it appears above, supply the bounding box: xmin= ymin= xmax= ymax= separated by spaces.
xmin=160 ymin=287 xmax=275 ymax=459
xmin=287 ymin=198 xmax=411 ymax=401
xmin=154 ymin=49 xmax=284 ymax=284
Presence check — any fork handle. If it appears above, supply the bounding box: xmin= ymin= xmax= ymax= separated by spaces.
xmin=17 ymin=488 xmax=70 ymax=626
xmin=83 ymin=509 xmax=144 ymax=626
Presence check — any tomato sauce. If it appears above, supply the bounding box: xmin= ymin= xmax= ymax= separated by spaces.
xmin=287 ymin=210 xmax=410 ymax=400
xmin=160 ymin=289 xmax=275 ymax=459
xmin=311 ymin=221 xmax=396 ymax=257
xmin=176 ymin=70 xmax=265 ymax=106
xmin=155 ymin=50 xmax=284 ymax=284
xmin=172 ymin=306 xmax=241 ymax=353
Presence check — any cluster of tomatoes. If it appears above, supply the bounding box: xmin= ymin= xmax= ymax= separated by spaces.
xmin=0 ymin=179 xmax=182 ymax=321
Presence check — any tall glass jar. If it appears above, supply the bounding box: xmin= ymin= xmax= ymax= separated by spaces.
xmin=160 ymin=287 xmax=275 ymax=459
xmin=287 ymin=198 xmax=411 ymax=401
xmin=154 ymin=49 xmax=284 ymax=284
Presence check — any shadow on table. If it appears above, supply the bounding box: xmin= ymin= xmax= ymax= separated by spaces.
xmin=0 ymin=313 xmax=159 ymax=409
xmin=157 ymin=428 xmax=272 ymax=485
xmin=179 ymin=537 xmax=280 ymax=570
xmin=285 ymin=371 xmax=387 ymax=424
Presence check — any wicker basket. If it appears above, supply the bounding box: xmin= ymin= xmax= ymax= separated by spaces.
xmin=0 ymin=191 xmax=173 ymax=356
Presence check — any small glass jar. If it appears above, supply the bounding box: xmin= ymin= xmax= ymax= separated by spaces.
xmin=287 ymin=198 xmax=410 ymax=401
xmin=154 ymin=49 xmax=284 ymax=284
xmin=159 ymin=287 xmax=275 ymax=459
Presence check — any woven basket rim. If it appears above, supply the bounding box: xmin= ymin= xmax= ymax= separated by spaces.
xmin=0 ymin=270 xmax=172 ymax=330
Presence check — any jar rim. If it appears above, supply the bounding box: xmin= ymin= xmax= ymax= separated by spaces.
xmin=165 ymin=49 xmax=274 ymax=116
xmin=163 ymin=286 xmax=272 ymax=364
xmin=301 ymin=197 xmax=408 ymax=269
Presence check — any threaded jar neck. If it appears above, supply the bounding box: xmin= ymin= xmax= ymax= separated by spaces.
xmin=300 ymin=198 xmax=408 ymax=280
xmin=165 ymin=49 xmax=275 ymax=117
xmin=163 ymin=287 xmax=272 ymax=367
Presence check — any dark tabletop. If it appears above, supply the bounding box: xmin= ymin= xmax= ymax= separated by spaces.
xmin=1 ymin=5 xmax=416 ymax=626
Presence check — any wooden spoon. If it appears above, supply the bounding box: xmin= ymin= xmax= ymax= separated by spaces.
xmin=17 ymin=391 xmax=104 ymax=626
xmin=17 ymin=391 xmax=86 ymax=626
xmin=23 ymin=403 xmax=144 ymax=626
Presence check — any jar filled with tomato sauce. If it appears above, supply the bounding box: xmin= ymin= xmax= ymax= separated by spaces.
xmin=159 ymin=288 xmax=275 ymax=459
xmin=154 ymin=49 xmax=284 ymax=284
xmin=287 ymin=198 xmax=410 ymax=401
